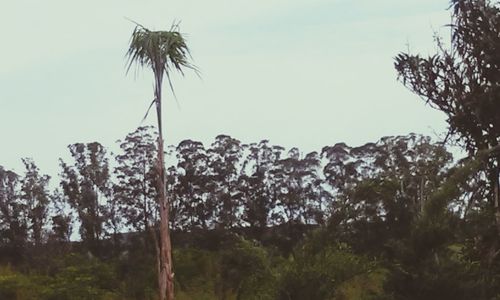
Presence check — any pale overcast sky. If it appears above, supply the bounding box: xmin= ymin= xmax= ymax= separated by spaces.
xmin=1 ymin=0 xmax=452 ymax=177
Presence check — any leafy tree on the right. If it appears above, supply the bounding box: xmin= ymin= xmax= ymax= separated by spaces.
xmin=395 ymin=0 xmax=500 ymax=264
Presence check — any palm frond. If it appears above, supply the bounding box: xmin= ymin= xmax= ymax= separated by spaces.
xmin=126 ymin=23 xmax=198 ymax=78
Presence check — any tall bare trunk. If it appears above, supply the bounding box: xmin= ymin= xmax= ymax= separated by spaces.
xmin=493 ymin=167 xmax=500 ymax=236
xmin=155 ymin=72 xmax=175 ymax=300
xmin=487 ymin=151 xmax=500 ymax=237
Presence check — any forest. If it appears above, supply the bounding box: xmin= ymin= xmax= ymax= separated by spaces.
xmin=2 ymin=0 xmax=500 ymax=299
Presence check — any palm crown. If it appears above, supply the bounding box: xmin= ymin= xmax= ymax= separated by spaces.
xmin=126 ymin=23 xmax=196 ymax=79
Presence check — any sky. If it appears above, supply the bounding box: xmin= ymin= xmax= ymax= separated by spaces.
xmin=0 ymin=0 xmax=453 ymax=178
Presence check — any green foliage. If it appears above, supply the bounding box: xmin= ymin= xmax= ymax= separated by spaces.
xmin=3 ymin=127 xmax=500 ymax=299
xmin=0 ymin=256 xmax=121 ymax=300
xmin=334 ymin=268 xmax=390 ymax=300
xmin=126 ymin=22 xmax=197 ymax=79
xmin=0 ymin=265 xmax=50 ymax=300
xmin=276 ymin=230 xmax=389 ymax=300
xmin=172 ymin=236 xmax=277 ymax=300
xmin=387 ymin=241 xmax=495 ymax=300
xmin=218 ymin=237 xmax=276 ymax=300
xmin=174 ymin=248 xmax=218 ymax=299
xmin=48 ymin=254 xmax=120 ymax=300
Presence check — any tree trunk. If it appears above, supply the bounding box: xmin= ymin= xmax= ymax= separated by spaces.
xmin=155 ymin=73 xmax=175 ymax=300
xmin=487 ymin=150 xmax=500 ymax=238
xmin=158 ymin=137 xmax=174 ymax=300
xmin=488 ymin=145 xmax=500 ymax=238
xmin=493 ymin=166 xmax=500 ymax=236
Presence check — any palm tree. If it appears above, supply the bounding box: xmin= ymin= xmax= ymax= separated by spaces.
xmin=126 ymin=22 xmax=196 ymax=300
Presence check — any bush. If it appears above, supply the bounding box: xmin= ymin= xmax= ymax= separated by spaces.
xmin=275 ymin=230 xmax=389 ymax=300
xmin=0 ymin=266 xmax=51 ymax=299
xmin=218 ymin=237 xmax=277 ymax=300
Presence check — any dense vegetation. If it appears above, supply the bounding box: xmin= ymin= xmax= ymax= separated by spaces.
xmin=2 ymin=0 xmax=500 ymax=299
xmin=0 ymin=131 xmax=498 ymax=299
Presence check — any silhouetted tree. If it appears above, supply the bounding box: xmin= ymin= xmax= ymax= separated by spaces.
xmin=240 ymin=141 xmax=284 ymax=232
xmin=0 ymin=166 xmax=27 ymax=263
xmin=208 ymin=135 xmax=243 ymax=229
xmin=115 ymin=126 xmax=158 ymax=234
xmin=60 ymin=142 xmax=111 ymax=255
xmin=174 ymin=139 xmax=212 ymax=229
xmin=395 ymin=0 xmax=500 ymax=250
xmin=273 ymin=149 xmax=323 ymax=225
xmin=334 ymin=135 xmax=452 ymax=255
xmin=19 ymin=158 xmax=50 ymax=247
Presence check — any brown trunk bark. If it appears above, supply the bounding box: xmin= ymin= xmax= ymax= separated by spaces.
xmin=154 ymin=70 xmax=174 ymax=300
xmin=158 ymin=137 xmax=174 ymax=300
xmin=485 ymin=164 xmax=500 ymax=264
xmin=489 ymin=145 xmax=500 ymax=237
xmin=487 ymin=149 xmax=500 ymax=237
xmin=493 ymin=167 xmax=500 ymax=236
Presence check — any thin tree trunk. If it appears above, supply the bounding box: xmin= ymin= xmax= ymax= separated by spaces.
xmin=489 ymin=144 xmax=500 ymax=238
xmin=487 ymin=151 xmax=500 ymax=238
xmin=493 ymin=167 xmax=500 ymax=236
xmin=158 ymin=137 xmax=174 ymax=300
xmin=155 ymin=72 xmax=175 ymax=300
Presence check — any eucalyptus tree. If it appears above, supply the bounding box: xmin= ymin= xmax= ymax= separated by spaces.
xmin=348 ymin=135 xmax=452 ymax=255
xmin=115 ymin=126 xmax=158 ymax=235
xmin=208 ymin=135 xmax=244 ymax=228
xmin=126 ymin=23 xmax=197 ymax=300
xmin=0 ymin=166 xmax=27 ymax=263
xmin=174 ymin=139 xmax=212 ymax=229
xmin=272 ymin=148 xmax=323 ymax=225
xmin=60 ymin=142 xmax=111 ymax=256
xmin=19 ymin=158 xmax=51 ymax=247
xmin=241 ymin=140 xmax=284 ymax=231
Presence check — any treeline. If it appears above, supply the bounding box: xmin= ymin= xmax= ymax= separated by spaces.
xmin=1 ymin=129 xmax=500 ymax=299
xmin=1 ymin=129 xmax=450 ymax=257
